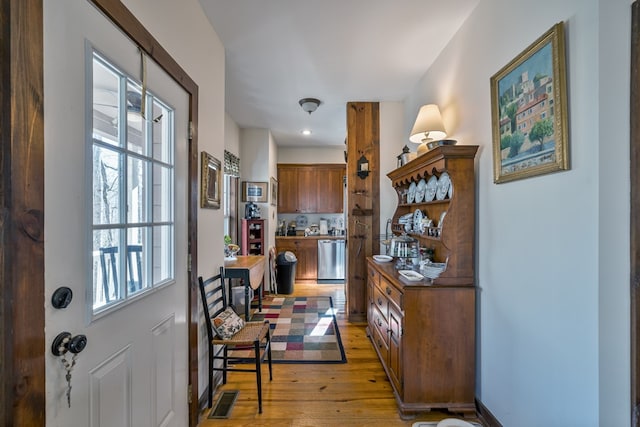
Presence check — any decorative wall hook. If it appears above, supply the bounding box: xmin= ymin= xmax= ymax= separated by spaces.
xmin=357 ymin=154 xmax=370 ymax=179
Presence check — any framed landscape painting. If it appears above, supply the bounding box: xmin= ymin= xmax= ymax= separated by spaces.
xmin=490 ymin=22 xmax=569 ymax=183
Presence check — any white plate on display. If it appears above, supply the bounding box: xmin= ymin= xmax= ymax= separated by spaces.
xmin=414 ymin=178 xmax=426 ymax=203
xmin=398 ymin=270 xmax=425 ymax=282
xmin=436 ymin=172 xmax=451 ymax=200
xmin=373 ymin=255 xmax=393 ymax=263
xmin=407 ymin=181 xmax=416 ymax=204
xmin=413 ymin=209 xmax=424 ymax=233
xmin=426 ymin=175 xmax=438 ymax=201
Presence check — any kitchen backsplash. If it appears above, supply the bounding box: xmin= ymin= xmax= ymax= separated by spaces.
xmin=278 ymin=213 xmax=345 ymax=233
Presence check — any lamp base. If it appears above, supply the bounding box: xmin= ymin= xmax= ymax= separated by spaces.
xmin=417 ymin=142 xmax=429 ymax=156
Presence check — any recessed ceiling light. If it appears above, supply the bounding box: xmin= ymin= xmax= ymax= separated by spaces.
xmin=301 ymin=129 xmax=312 ymax=136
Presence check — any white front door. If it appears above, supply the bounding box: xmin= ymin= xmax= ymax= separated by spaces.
xmin=44 ymin=1 xmax=189 ymax=426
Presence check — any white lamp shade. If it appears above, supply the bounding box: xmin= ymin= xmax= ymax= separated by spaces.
xmin=409 ymin=104 xmax=447 ymax=144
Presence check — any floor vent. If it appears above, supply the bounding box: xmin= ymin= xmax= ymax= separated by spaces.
xmin=208 ymin=390 xmax=239 ymax=419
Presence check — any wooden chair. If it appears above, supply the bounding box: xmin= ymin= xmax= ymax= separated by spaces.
xmin=198 ymin=267 xmax=273 ymax=413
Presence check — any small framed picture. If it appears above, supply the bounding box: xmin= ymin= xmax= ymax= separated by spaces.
xmin=242 ymin=181 xmax=268 ymax=203
xmin=200 ymin=151 xmax=221 ymax=209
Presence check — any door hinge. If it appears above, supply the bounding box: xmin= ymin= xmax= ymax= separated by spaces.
xmin=188 ymin=121 xmax=194 ymax=140
xmin=188 ymin=253 xmax=192 ymax=272
xmin=188 ymin=384 xmax=192 ymax=404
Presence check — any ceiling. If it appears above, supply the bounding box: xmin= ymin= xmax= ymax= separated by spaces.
xmin=199 ymin=0 xmax=479 ymax=147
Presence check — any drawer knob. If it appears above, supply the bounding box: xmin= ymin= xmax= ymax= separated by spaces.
xmin=386 ymin=287 xmax=392 ymax=295
xmin=377 ymin=297 xmax=383 ymax=306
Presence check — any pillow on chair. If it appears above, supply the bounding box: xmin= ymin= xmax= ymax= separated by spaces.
xmin=212 ymin=307 xmax=245 ymax=339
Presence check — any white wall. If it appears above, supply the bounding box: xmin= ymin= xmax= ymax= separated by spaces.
xmin=225 ymin=112 xmax=241 ymax=157
xmin=395 ymin=0 xmax=631 ymax=425
xmin=379 ymin=102 xmax=405 ymax=253
xmin=121 ymin=0 xmax=226 ymax=399
xmin=597 ymin=0 xmax=631 ymax=424
xmin=277 ymin=146 xmax=345 ymax=163
xmin=239 ymin=128 xmax=278 ymax=279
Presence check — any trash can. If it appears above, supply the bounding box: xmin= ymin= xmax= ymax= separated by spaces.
xmin=276 ymin=251 xmax=297 ymax=294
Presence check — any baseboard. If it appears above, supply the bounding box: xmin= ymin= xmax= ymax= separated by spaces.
xmin=475 ymin=397 xmax=502 ymax=427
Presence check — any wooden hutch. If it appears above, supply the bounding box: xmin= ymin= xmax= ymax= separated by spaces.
xmin=366 ymin=145 xmax=478 ymax=418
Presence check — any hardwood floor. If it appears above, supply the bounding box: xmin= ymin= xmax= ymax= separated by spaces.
xmin=198 ymin=282 xmax=481 ymax=426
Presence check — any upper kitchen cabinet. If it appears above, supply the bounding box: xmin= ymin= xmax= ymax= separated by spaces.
xmin=278 ymin=164 xmax=345 ymax=213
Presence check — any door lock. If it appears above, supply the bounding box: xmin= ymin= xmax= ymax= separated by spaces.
xmin=51 ymin=286 xmax=73 ymax=309
xmin=52 ymin=332 xmax=87 ymax=356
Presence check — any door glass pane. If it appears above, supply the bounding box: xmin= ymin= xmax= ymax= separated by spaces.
xmin=153 ymin=225 xmax=173 ymax=285
xmin=126 ymin=83 xmax=147 ymax=155
xmin=152 ymin=100 xmax=171 ymax=163
xmin=153 ymin=164 xmax=172 ymax=222
xmin=93 ymin=145 xmax=121 ymax=225
xmin=92 ymin=59 xmax=119 ymax=145
xmin=127 ymin=227 xmax=149 ymax=294
xmin=93 ymin=228 xmax=122 ymax=309
xmin=127 ymin=156 xmax=149 ymax=223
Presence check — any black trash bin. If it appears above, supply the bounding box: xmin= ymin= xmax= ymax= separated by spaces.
xmin=276 ymin=251 xmax=297 ymax=294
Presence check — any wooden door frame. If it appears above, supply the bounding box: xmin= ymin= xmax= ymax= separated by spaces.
xmin=1 ymin=1 xmax=45 ymax=425
xmin=632 ymin=2 xmax=640 ymax=425
xmin=1 ymin=0 xmax=202 ymax=425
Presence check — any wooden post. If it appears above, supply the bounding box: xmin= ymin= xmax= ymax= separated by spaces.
xmin=346 ymin=102 xmax=380 ymax=322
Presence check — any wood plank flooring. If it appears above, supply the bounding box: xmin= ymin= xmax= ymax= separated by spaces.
xmin=198 ymin=283 xmax=481 ymax=426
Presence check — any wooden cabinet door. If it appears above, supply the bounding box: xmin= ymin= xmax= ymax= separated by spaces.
xmin=277 ymin=167 xmax=298 ymax=213
xmin=388 ymin=305 xmax=403 ymax=393
xmin=296 ymin=167 xmax=316 ymax=213
xmin=317 ymin=166 xmax=344 ymax=213
xmin=295 ymin=239 xmax=317 ymax=280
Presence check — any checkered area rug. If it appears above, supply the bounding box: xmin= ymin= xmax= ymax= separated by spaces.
xmin=231 ymin=296 xmax=347 ymax=364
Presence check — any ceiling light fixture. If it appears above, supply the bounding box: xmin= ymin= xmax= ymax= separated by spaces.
xmin=299 ymin=98 xmax=321 ymax=114
xmin=301 ymin=129 xmax=312 ymax=136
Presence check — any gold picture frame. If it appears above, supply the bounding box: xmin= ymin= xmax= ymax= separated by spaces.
xmin=200 ymin=151 xmax=222 ymax=209
xmin=490 ymin=22 xmax=569 ymax=184
xmin=242 ymin=181 xmax=268 ymax=203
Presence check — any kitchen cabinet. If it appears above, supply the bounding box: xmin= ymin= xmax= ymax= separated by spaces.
xmin=318 ymin=166 xmax=344 ymax=213
xmin=277 ymin=164 xmax=345 ymax=213
xmin=277 ymin=167 xmax=298 ymax=213
xmin=275 ymin=237 xmax=317 ymax=283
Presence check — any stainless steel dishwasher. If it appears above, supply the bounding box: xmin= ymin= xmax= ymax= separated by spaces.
xmin=317 ymin=239 xmax=345 ymax=283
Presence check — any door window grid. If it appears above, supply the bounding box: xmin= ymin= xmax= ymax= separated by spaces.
xmin=91 ymin=51 xmax=175 ymax=313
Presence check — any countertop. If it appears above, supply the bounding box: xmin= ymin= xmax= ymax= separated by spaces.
xmin=275 ymin=235 xmax=345 ymax=240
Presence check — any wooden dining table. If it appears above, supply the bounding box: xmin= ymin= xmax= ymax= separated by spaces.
xmin=223 ymin=255 xmax=266 ymax=320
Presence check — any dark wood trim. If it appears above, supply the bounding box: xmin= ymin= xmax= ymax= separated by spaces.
xmin=631 ymin=2 xmax=640 ymax=425
xmin=1 ymin=0 xmax=46 ymax=425
xmin=1 ymin=2 xmax=9 ymax=422
xmin=475 ymin=398 xmax=503 ymax=427
xmin=345 ymin=102 xmax=380 ymax=323
xmin=88 ymin=1 xmax=201 ymax=425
